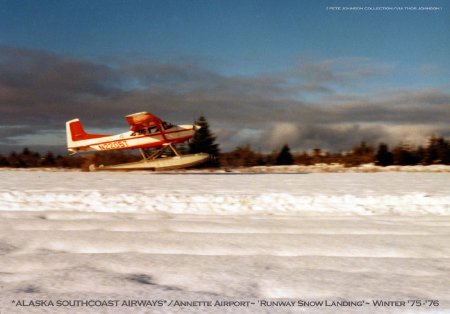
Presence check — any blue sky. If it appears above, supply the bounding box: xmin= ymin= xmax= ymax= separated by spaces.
xmin=2 ymin=0 xmax=448 ymax=75
xmin=0 ymin=0 xmax=449 ymax=152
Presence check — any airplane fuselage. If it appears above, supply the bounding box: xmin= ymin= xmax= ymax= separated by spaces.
xmin=67 ymin=122 xmax=195 ymax=153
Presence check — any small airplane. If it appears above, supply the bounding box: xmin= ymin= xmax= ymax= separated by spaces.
xmin=66 ymin=112 xmax=209 ymax=171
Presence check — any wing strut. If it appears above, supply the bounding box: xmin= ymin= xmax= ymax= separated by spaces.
xmin=139 ymin=143 xmax=181 ymax=161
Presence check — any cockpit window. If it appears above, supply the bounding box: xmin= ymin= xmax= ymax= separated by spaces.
xmin=162 ymin=121 xmax=174 ymax=130
xmin=148 ymin=126 xmax=159 ymax=134
xmin=132 ymin=127 xmax=158 ymax=136
xmin=131 ymin=129 xmax=146 ymax=136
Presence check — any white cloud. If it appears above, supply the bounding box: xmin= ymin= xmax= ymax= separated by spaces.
xmin=267 ymin=123 xmax=300 ymax=148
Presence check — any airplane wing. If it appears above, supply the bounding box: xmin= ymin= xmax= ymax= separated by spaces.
xmin=125 ymin=112 xmax=162 ymax=132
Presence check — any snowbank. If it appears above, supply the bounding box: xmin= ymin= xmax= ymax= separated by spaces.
xmin=2 ymin=190 xmax=450 ymax=215
xmin=0 ymin=171 xmax=449 ymax=215
xmin=239 ymin=163 xmax=450 ymax=173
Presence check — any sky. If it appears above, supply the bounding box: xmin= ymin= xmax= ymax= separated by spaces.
xmin=0 ymin=0 xmax=449 ymax=153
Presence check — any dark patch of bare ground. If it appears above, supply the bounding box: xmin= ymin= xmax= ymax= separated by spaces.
xmin=126 ymin=274 xmax=156 ymax=285
xmin=0 ymin=242 xmax=16 ymax=254
xmin=126 ymin=273 xmax=182 ymax=291
xmin=16 ymin=285 xmax=41 ymax=293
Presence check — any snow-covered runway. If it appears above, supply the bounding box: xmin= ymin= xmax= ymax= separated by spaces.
xmin=0 ymin=170 xmax=449 ymax=313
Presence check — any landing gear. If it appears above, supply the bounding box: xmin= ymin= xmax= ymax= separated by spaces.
xmin=89 ymin=144 xmax=209 ymax=171
xmin=139 ymin=143 xmax=181 ymax=160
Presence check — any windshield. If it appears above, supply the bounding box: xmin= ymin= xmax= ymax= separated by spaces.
xmin=162 ymin=121 xmax=174 ymax=130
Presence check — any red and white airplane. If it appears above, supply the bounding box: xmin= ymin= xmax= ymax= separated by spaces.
xmin=66 ymin=112 xmax=209 ymax=171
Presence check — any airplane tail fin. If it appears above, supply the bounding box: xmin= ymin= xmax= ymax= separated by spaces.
xmin=66 ymin=119 xmax=108 ymax=152
xmin=66 ymin=119 xmax=87 ymax=152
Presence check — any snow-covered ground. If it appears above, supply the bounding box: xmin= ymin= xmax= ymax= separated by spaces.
xmin=0 ymin=170 xmax=449 ymax=313
xmin=240 ymin=163 xmax=450 ymax=173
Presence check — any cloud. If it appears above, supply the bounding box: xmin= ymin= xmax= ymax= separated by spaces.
xmin=290 ymin=57 xmax=393 ymax=89
xmin=0 ymin=46 xmax=123 ymax=128
xmin=0 ymin=46 xmax=449 ymax=152
xmin=0 ymin=125 xmax=38 ymax=144
xmin=265 ymin=123 xmax=389 ymax=152
xmin=267 ymin=123 xmax=300 ymax=148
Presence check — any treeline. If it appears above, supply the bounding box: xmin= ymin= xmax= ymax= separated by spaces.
xmin=0 ymin=148 xmax=84 ymax=168
xmin=1 ymin=136 xmax=449 ymax=169
xmin=219 ymin=136 xmax=450 ymax=167
xmin=0 ymin=148 xmax=140 ymax=170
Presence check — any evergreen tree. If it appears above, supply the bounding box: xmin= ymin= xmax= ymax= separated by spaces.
xmin=189 ymin=116 xmax=220 ymax=167
xmin=392 ymin=145 xmax=417 ymax=165
xmin=221 ymin=145 xmax=263 ymax=167
xmin=19 ymin=147 xmax=41 ymax=167
xmin=425 ymin=136 xmax=450 ymax=164
xmin=275 ymin=144 xmax=294 ymax=165
xmin=0 ymin=154 xmax=10 ymax=167
xmin=424 ymin=136 xmax=439 ymax=164
xmin=346 ymin=141 xmax=375 ymax=166
xmin=436 ymin=138 xmax=450 ymax=164
xmin=415 ymin=146 xmax=426 ymax=165
xmin=375 ymin=143 xmax=393 ymax=166
xmin=8 ymin=152 xmax=26 ymax=168
xmin=41 ymin=152 xmax=56 ymax=167
xmin=312 ymin=148 xmax=323 ymax=164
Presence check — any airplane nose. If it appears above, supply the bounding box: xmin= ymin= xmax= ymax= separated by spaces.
xmin=194 ymin=124 xmax=202 ymax=130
